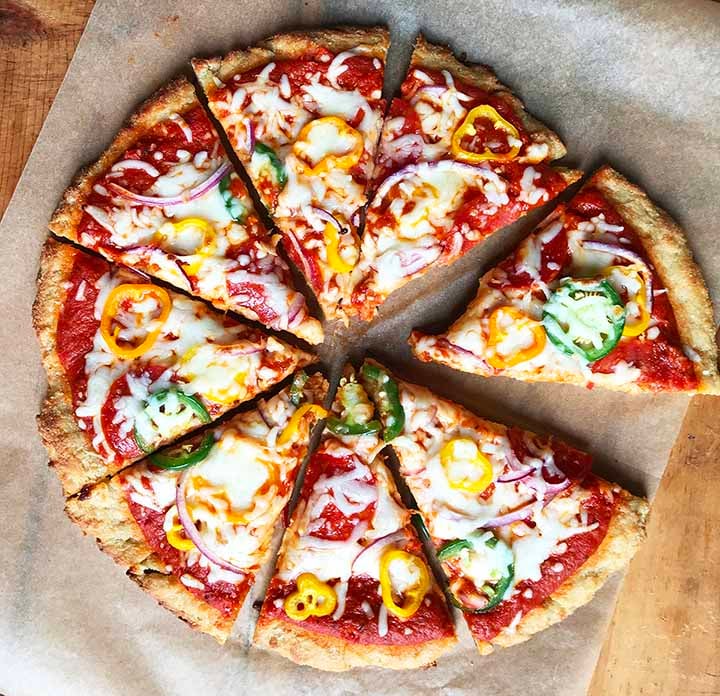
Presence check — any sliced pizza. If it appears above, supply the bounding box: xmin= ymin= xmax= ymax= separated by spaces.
xmin=64 ymin=372 xmax=328 ymax=643
xmin=254 ymin=366 xmax=456 ymax=670
xmin=193 ymin=27 xmax=388 ymax=321
xmin=346 ymin=36 xmax=582 ymax=321
xmin=360 ymin=360 xmax=649 ymax=654
xmin=48 ymin=77 xmax=322 ymax=344
xmin=33 ymin=239 xmax=315 ymax=496
xmin=411 ymin=166 xmax=720 ymax=393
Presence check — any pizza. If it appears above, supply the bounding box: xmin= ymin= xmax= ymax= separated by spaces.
xmin=33 ymin=239 xmax=315 ymax=496
xmin=345 ymin=37 xmax=582 ymax=321
xmin=48 ymin=77 xmax=322 ymax=345
xmin=360 ymin=360 xmax=649 ymax=654
xmin=193 ymin=28 xmax=388 ymax=321
xmin=411 ymin=166 xmax=720 ymax=393
xmin=65 ymin=371 xmax=328 ymax=643
xmin=254 ymin=365 xmax=457 ymax=670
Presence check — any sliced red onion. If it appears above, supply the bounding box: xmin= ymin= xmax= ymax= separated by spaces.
xmin=310 ymin=206 xmax=345 ymax=233
xmin=257 ymin=399 xmax=277 ymax=428
xmin=244 ymin=119 xmax=255 ymax=153
xmin=227 ymin=341 xmax=265 ymax=355
xmin=580 ymin=240 xmax=653 ymax=313
xmin=397 ymin=246 xmax=440 ymax=277
xmin=497 ymin=466 xmax=534 ymax=483
xmin=175 ymin=260 xmax=195 ymax=291
xmin=384 ymin=134 xmax=424 ymax=163
xmin=435 ymin=337 xmax=487 ymax=364
xmin=284 ymin=229 xmax=314 ymax=282
xmin=480 ymin=502 xmax=535 ymax=529
xmin=350 ymin=530 xmax=407 ymax=572
xmin=176 ymin=470 xmax=246 ymax=575
xmin=524 ymin=475 xmax=571 ymax=503
xmin=371 ymin=159 xmax=493 ymax=208
xmin=108 ymin=161 xmax=232 ymax=208
xmin=286 ymin=292 xmax=306 ymax=327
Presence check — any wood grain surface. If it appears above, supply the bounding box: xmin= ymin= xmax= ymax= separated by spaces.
xmin=1 ymin=1 xmax=718 ymax=693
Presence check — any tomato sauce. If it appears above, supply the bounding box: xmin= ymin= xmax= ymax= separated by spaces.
xmin=465 ymin=476 xmax=617 ymax=642
xmin=123 ymin=488 xmax=247 ymax=616
xmin=262 ymin=543 xmax=454 ymax=645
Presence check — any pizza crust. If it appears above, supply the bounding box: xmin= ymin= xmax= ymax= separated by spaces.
xmin=254 ymin=615 xmax=456 ymax=671
xmin=475 ymin=487 xmax=649 ymax=654
xmin=64 ymin=462 xmax=247 ymax=643
xmin=128 ymin=567 xmax=245 ymax=644
xmin=32 ymin=239 xmax=125 ymax=496
xmin=410 ymin=36 xmax=567 ymax=161
xmin=589 ymin=166 xmax=720 ymax=394
xmin=192 ymin=26 xmax=389 ymax=93
xmin=411 ymin=165 xmax=718 ymax=394
xmin=48 ymin=77 xmax=198 ymax=246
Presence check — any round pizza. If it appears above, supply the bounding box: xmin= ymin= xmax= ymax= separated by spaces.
xmin=32 ymin=23 xmax=715 ymax=672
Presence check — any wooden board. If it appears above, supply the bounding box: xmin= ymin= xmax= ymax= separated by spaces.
xmin=2 ymin=1 xmax=718 ymax=692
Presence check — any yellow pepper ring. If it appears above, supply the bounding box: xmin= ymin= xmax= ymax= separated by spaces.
xmin=277 ymin=403 xmax=328 ymax=447
xmin=451 ymin=105 xmax=521 ymax=163
xmin=440 ymin=438 xmax=494 ymax=494
xmin=293 ymin=116 xmax=364 ymax=176
xmin=323 ymin=222 xmax=357 ymax=274
xmin=486 ymin=306 xmax=546 ymax=369
xmin=602 ymin=265 xmax=651 ymax=338
xmin=379 ymin=548 xmax=431 ymax=619
xmin=284 ymin=573 xmax=337 ymax=621
xmin=157 ymin=217 xmax=217 ymax=261
xmin=100 ymin=284 xmax=172 ymax=360
xmin=166 ymin=523 xmax=195 ymax=551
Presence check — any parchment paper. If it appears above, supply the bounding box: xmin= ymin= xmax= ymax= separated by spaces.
xmin=2 ymin=1 xmax=719 ymax=694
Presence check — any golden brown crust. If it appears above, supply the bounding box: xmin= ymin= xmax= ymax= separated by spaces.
xmin=410 ymin=36 xmax=567 ymax=161
xmin=589 ymin=165 xmax=720 ymax=394
xmin=254 ymin=615 xmax=456 ymax=671
xmin=64 ymin=474 xmax=152 ymax=566
xmin=32 ymin=239 xmax=122 ymax=496
xmin=48 ymin=77 xmax=197 ymax=244
xmin=476 ymin=488 xmax=649 ymax=654
xmin=192 ymin=26 xmax=389 ymax=92
xmin=128 ymin=567 xmax=245 ymax=644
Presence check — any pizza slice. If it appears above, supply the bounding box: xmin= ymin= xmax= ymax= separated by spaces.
xmin=64 ymin=372 xmax=328 ymax=643
xmin=346 ymin=36 xmax=582 ymax=321
xmin=360 ymin=360 xmax=649 ymax=654
xmin=33 ymin=239 xmax=315 ymax=496
xmin=411 ymin=166 xmax=720 ymax=393
xmin=193 ymin=27 xmax=388 ymax=321
xmin=48 ymin=77 xmax=322 ymax=344
xmin=254 ymin=366 xmax=456 ymax=670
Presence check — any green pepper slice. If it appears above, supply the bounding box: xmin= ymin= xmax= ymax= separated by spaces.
xmin=359 ymin=362 xmax=405 ymax=442
xmin=149 ymin=431 xmax=215 ymax=470
xmin=440 ymin=532 xmax=515 ymax=614
xmin=542 ymin=279 xmax=626 ymax=362
xmin=326 ymin=380 xmax=382 ymax=436
xmin=254 ymin=142 xmax=287 ymax=189
xmin=133 ymin=388 xmax=211 ymax=453
xmin=219 ymin=173 xmax=247 ymax=222
xmin=289 ymin=370 xmax=309 ymax=407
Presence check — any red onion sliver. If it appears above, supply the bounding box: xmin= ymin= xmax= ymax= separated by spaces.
xmin=384 ymin=134 xmax=424 ymax=163
xmin=497 ymin=466 xmax=534 ymax=483
xmin=350 ymin=530 xmax=408 ymax=572
xmin=256 ymin=400 xmax=276 ymax=428
xmin=480 ymin=503 xmax=535 ymax=529
xmin=284 ymin=229 xmax=314 ymax=282
xmin=108 ymin=161 xmax=232 ymax=208
xmin=244 ymin=119 xmax=256 ymax=153
xmin=310 ymin=206 xmax=345 ymax=233
xmin=580 ymin=240 xmax=653 ymax=313
xmin=176 ymin=470 xmax=247 ymax=575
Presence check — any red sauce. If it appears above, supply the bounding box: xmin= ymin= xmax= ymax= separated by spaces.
xmin=123 ymin=483 xmax=248 ymax=616
xmin=465 ymin=476 xmax=617 ymax=642
xmin=300 ymin=451 xmax=377 ymax=541
xmin=262 ymin=544 xmax=454 ymax=645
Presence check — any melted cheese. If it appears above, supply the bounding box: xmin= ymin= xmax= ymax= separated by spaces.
xmin=120 ymin=386 xmax=307 ymax=586
xmin=75 ymin=271 xmax=289 ymax=459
